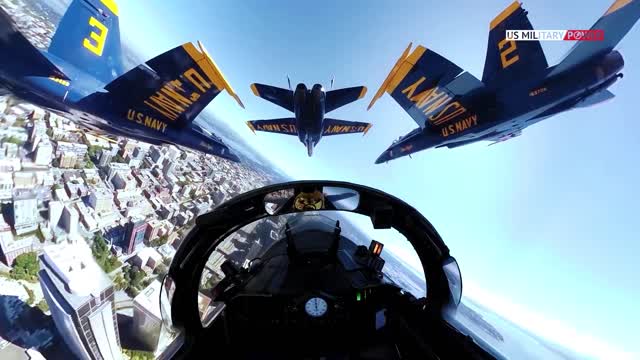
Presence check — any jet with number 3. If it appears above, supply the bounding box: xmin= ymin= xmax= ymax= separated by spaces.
xmin=368 ymin=0 xmax=640 ymax=163
xmin=0 ymin=0 xmax=244 ymax=161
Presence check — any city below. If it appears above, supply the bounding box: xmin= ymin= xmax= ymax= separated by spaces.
xmin=0 ymin=94 xmax=278 ymax=360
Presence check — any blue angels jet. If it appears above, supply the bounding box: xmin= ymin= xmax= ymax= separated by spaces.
xmin=368 ymin=0 xmax=640 ymax=163
xmin=0 ymin=0 xmax=244 ymax=162
xmin=246 ymin=80 xmax=372 ymax=156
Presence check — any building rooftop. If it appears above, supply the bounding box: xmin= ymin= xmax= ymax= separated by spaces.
xmin=39 ymin=242 xmax=112 ymax=306
xmin=133 ymin=280 xmax=162 ymax=320
xmin=135 ymin=247 xmax=162 ymax=264
xmin=0 ymin=232 xmax=33 ymax=253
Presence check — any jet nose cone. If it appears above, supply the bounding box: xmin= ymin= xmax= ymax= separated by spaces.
xmin=306 ymin=141 xmax=314 ymax=157
xmin=375 ymin=150 xmax=392 ymax=164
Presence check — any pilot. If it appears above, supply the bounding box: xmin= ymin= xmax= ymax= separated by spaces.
xmin=293 ymin=187 xmax=325 ymax=211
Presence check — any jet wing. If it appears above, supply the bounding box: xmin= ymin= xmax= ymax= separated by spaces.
xmin=250 ymin=83 xmax=294 ymax=112
xmin=548 ymin=0 xmax=640 ymax=77
xmin=246 ymin=118 xmax=298 ymax=135
xmin=368 ymin=43 xmax=485 ymax=129
xmin=0 ymin=7 xmax=68 ymax=79
xmin=102 ymin=41 xmax=243 ymax=129
xmin=322 ymin=119 xmax=372 ymax=136
xmin=324 ymin=86 xmax=367 ymax=113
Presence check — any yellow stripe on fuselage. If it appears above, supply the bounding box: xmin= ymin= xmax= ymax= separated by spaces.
xmin=490 ymin=1 xmax=520 ymax=30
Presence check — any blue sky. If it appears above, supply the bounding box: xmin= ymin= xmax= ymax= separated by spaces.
xmin=116 ymin=1 xmax=640 ymax=358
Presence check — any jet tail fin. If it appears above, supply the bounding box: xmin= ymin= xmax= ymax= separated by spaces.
xmin=0 ymin=7 xmax=68 ymax=79
xmin=48 ymin=0 xmax=125 ymax=84
xmin=482 ymin=1 xmax=548 ymax=86
xmin=548 ymin=0 xmax=640 ymax=77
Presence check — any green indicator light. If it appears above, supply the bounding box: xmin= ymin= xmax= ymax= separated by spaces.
xmin=356 ymin=292 xmax=361 ymax=301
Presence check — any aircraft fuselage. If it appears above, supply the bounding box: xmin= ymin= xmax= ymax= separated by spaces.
xmin=377 ymin=50 xmax=625 ymax=163
xmin=0 ymin=49 xmax=233 ymax=159
xmin=292 ymin=83 xmax=326 ymax=155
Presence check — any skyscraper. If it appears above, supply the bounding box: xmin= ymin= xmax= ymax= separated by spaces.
xmin=39 ymin=243 xmax=122 ymax=360
xmin=12 ymin=193 xmax=38 ymax=235
xmin=124 ymin=219 xmax=147 ymax=255
xmin=132 ymin=280 xmax=163 ymax=351
xmin=98 ymin=149 xmax=112 ymax=167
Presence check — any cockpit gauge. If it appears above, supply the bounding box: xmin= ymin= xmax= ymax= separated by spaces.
xmin=305 ymin=297 xmax=328 ymax=317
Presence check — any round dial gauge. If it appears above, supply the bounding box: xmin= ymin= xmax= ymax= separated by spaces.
xmin=304 ymin=297 xmax=328 ymax=318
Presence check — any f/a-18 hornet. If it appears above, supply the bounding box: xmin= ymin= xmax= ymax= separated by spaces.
xmin=0 ymin=0 xmax=244 ymax=161
xmin=246 ymin=79 xmax=372 ymax=156
xmin=368 ymin=0 xmax=640 ymax=163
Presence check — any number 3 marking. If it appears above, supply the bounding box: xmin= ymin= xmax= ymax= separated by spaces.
xmin=498 ymin=38 xmax=519 ymax=69
xmin=83 ymin=16 xmax=108 ymax=56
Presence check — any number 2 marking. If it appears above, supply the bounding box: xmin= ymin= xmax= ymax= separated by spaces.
xmin=498 ymin=38 xmax=519 ymax=69
xmin=83 ymin=16 xmax=108 ymax=56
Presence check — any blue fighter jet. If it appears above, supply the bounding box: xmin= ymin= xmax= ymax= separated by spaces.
xmin=246 ymin=80 xmax=372 ymax=157
xmin=368 ymin=0 xmax=640 ymax=163
xmin=0 ymin=0 xmax=244 ymax=162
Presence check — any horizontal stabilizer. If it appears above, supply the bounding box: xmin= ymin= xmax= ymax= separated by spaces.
xmin=325 ymin=86 xmax=367 ymax=113
xmin=0 ymin=7 xmax=68 ymax=79
xmin=575 ymin=89 xmax=615 ymax=108
xmin=322 ymin=118 xmax=372 ymax=136
xmin=549 ymin=0 xmax=640 ymax=77
xmin=246 ymin=118 xmax=298 ymax=135
xmin=250 ymin=83 xmax=294 ymax=112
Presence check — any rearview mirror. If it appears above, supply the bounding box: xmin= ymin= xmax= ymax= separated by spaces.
xmin=264 ymin=188 xmax=295 ymax=215
xmin=322 ymin=186 xmax=360 ymax=211
xmin=442 ymin=257 xmax=462 ymax=307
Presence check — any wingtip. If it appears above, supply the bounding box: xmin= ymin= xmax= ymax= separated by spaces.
xmin=250 ymin=83 xmax=260 ymax=97
xmin=246 ymin=121 xmax=256 ymax=134
xmin=363 ymin=123 xmax=372 ymax=136
xmin=358 ymin=86 xmax=368 ymax=99
xmin=368 ymin=42 xmax=414 ymax=111
xmin=234 ymin=94 xmax=245 ymax=109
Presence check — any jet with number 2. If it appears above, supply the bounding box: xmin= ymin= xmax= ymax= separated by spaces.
xmin=246 ymin=80 xmax=372 ymax=157
xmin=368 ymin=0 xmax=640 ymax=163
xmin=0 ymin=0 xmax=244 ymax=162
